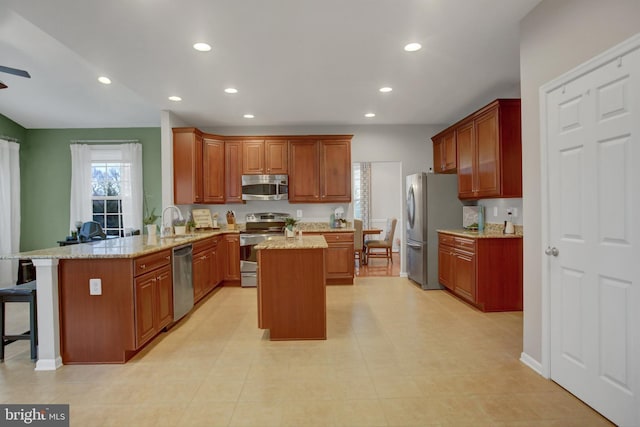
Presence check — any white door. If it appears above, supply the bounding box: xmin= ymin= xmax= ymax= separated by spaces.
xmin=544 ymin=38 xmax=640 ymax=426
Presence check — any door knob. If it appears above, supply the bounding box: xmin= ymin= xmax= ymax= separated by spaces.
xmin=545 ymin=246 xmax=559 ymax=257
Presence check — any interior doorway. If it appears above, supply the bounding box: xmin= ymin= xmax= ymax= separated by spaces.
xmin=352 ymin=161 xmax=402 ymax=277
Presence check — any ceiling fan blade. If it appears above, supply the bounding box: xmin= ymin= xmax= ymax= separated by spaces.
xmin=0 ymin=65 xmax=31 ymax=78
xmin=0 ymin=81 xmax=7 ymax=89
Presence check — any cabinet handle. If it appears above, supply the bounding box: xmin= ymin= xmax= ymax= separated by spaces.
xmin=140 ymin=264 xmax=146 ymax=269
xmin=165 ymin=256 xmax=171 ymax=260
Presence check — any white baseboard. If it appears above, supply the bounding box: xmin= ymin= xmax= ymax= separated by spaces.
xmin=399 ymin=272 xmax=408 ymax=278
xmin=520 ymin=352 xmax=544 ymax=377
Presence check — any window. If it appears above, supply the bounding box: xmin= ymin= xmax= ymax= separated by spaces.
xmin=352 ymin=162 xmax=370 ymax=229
xmin=91 ymin=162 xmax=126 ymax=236
xmin=70 ymin=143 xmax=143 ymax=236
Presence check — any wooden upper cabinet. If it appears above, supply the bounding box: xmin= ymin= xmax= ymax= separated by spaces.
xmin=173 ymin=128 xmax=203 ymax=204
xmin=456 ymin=121 xmax=475 ymax=198
xmin=203 ymin=137 xmax=225 ymax=204
xmin=288 ymin=140 xmax=320 ymax=202
xmin=242 ymin=139 xmax=288 ymax=175
xmin=265 ymin=140 xmax=288 ymax=174
xmin=437 ymin=99 xmax=521 ymax=200
xmin=289 ymin=137 xmax=352 ymax=203
xmin=242 ymin=140 xmax=265 ymax=174
xmin=225 ymin=141 xmax=243 ymax=203
xmin=432 ymin=130 xmax=456 ymax=173
xmin=320 ymin=140 xmax=351 ymax=202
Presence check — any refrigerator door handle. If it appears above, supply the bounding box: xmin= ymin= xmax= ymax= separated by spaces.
xmin=407 ymin=242 xmax=422 ymax=249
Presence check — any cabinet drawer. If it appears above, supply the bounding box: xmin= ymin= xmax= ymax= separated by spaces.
xmin=322 ymin=232 xmax=354 ymax=243
xmin=454 ymin=237 xmax=476 ymax=252
xmin=193 ymin=237 xmax=216 ymax=253
xmin=439 ymin=233 xmax=456 ymax=247
xmin=134 ymin=250 xmax=171 ymax=276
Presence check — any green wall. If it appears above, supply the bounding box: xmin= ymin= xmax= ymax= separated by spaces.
xmin=0 ymin=119 xmax=162 ymax=251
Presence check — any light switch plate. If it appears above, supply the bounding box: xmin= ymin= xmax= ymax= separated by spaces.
xmin=89 ymin=278 xmax=102 ymax=295
xmin=296 ymin=210 xmax=303 ymax=218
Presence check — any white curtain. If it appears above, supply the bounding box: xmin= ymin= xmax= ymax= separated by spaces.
xmin=69 ymin=144 xmax=93 ymax=231
xmin=0 ymin=139 xmax=21 ymax=285
xmin=70 ymin=143 xmax=143 ymax=233
xmin=120 ymin=143 xmax=143 ymax=232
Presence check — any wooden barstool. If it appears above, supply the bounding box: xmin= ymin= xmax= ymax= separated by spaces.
xmin=0 ymin=281 xmax=38 ymax=362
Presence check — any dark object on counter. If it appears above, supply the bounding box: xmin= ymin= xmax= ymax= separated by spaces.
xmin=0 ymin=280 xmax=38 ymax=361
xmin=79 ymin=221 xmax=106 ymax=241
xmin=17 ymin=259 xmax=36 ymax=285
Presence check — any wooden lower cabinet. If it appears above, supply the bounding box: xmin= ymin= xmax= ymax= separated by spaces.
xmin=58 ymin=249 xmax=173 ymax=364
xmin=307 ymin=232 xmax=354 ymax=285
xmin=134 ymin=264 xmax=172 ymax=348
xmin=438 ymin=232 xmax=522 ymax=312
xmin=223 ymin=234 xmax=241 ymax=284
xmin=193 ymin=237 xmax=222 ymax=302
xmin=258 ymin=247 xmax=326 ymax=340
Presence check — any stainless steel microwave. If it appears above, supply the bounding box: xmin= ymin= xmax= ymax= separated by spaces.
xmin=241 ymin=174 xmax=288 ymax=201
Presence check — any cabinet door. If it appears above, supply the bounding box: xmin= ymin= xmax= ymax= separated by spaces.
xmin=438 ymin=245 xmax=454 ymax=290
xmin=173 ymin=129 xmax=203 ymax=204
xmin=325 ymin=243 xmax=354 ymax=280
xmin=208 ymin=243 xmax=220 ymax=291
xmin=456 ymin=121 xmax=475 ymax=198
xmin=135 ymin=272 xmax=156 ymax=347
xmin=319 ymin=140 xmax=351 ymax=202
xmin=192 ymin=250 xmax=207 ymax=302
xmin=155 ymin=266 xmax=173 ymax=330
xmin=224 ymin=234 xmax=241 ymax=281
xmin=203 ymin=138 xmax=225 ymax=203
xmin=289 ymin=140 xmax=320 ymax=202
xmin=474 ymin=108 xmax=500 ymax=198
xmin=433 ymin=138 xmax=444 ymax=173
xmin=265 ymin=140 xmax=288 ymax=174
xmin=443 ymin=131 xmax=457 ymax=172
xmin=242 ymin=140 xmax=265 ymax=174
xmin=453 ymin=250 xmax=476 ymax=303
xmin=225 ymin=141 xmax=243 ymax=203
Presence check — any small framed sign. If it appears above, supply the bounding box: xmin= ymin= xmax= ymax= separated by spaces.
xmin=191 ymin=209 xmax=214 ymax=229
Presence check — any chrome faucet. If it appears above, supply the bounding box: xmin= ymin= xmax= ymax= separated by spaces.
xmin=161 ymin=205 xmax=184 ymax=237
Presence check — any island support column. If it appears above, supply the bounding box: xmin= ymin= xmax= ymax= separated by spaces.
xmin=32 ymin=259 xmax=63 ymax=370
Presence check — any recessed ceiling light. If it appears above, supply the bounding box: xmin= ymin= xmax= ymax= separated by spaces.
xmin=379 ymin=87 xmax=392 ymax=93
xmin=364 ymin=113 xmax=376 ymax=118
xmin=404 ymin=42 xmax=422 ymax=52
xmin=168 ymin=96 xmax=182 ymax=102
xmin=97 ymin=76 xmax=111 ymax=85
xmin=193 ymin=42 xmax=212 ymax=52
xmin=224 ymin=88 xmax=238 ymax=94
xmin=243 ymin=114 xmax=255 ymax=119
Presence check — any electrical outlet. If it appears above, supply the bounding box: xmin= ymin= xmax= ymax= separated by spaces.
xmin=296 ymin=210 xmax=303 ymax=218
xmin=493 ymin=207 xmax=498 ymax=217
xmin=89 ymin=278 xmax=102 ymax=295
xmin=512 ymin=208 xmax=518 ymax=218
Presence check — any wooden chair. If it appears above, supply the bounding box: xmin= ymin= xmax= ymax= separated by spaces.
xmin=365 ymin=218 xmax=397 ymax=263
xmin=354 ymin=219 xmax=365 ymax=265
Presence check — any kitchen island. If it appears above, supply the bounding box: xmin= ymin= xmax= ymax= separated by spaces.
xmin=0 ymin=230 xmax=237 ymax=369
xmin=256 ymin=235 xmax=328 ymax=340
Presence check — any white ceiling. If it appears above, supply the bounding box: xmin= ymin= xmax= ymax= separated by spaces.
xmin=0 ymin=0 xmax=541 ymax=130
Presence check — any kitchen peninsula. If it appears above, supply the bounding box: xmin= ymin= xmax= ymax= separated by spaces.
xmin=1 ymin=230 xmax=237 ymax=369
xmin=256 ymin=235 xmax=328 ymax=340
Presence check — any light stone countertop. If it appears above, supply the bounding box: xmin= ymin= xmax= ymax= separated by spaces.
xmin=0 ymin=229 xmax=239 ymax=260
xmin=297 ymin=222 xmax=355 ymax=233
xmin=438 ymin=229 xmax=523 ymax=239
xmin=255 ymin=235 xmax=328 ymax=250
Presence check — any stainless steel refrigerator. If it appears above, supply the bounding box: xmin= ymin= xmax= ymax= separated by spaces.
xmin=406 ymin=173 xmax=462 ymax=290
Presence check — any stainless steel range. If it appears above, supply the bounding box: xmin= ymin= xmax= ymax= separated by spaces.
xmin=240 ymin=212 xmax=290 ymax=287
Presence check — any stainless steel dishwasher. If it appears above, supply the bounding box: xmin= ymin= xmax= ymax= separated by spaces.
xmin=172 ymin=243 xmax=194 ymax=321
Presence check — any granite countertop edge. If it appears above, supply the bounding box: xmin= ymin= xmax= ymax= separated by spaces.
xmin=438 ymin=229 xmax=523 ymax=239
xmin=255 ymin=235 xmax=328 ymax=250
xmin=0 ymin=229 xmax=240 ymax=260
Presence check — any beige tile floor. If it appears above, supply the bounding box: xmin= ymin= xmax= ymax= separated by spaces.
xmin=1 ymin=277 xmax=613 ymax=426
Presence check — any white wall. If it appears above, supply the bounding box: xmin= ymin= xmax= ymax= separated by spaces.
xmin=520 ymin=0 xmax=640 ymax=366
